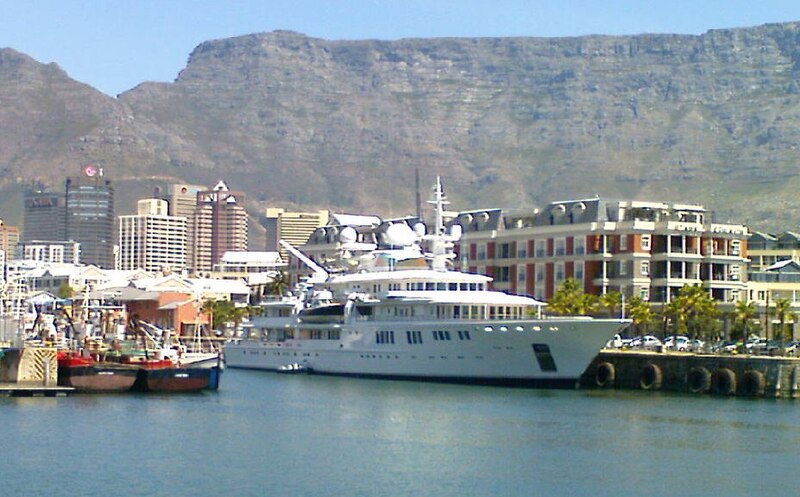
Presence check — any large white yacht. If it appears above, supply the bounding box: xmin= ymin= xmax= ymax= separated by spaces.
xmin=224 ymin=179 xmax=630 ymax=387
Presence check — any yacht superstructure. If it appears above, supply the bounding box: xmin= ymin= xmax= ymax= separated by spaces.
xmin=224 ymin=179 xmax=629 ymax=387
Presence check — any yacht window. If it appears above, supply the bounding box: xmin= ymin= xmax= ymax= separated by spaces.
xmin=453 ymin=306 xmax=460 ymax=318
xmin=460 ymin=283 xmax=468 ymax=291
xmin=469 ymin=283 xmax=477 ymax=291
xmin=449 ymin=283 xmax=458 ymax=291
xmin=437 ymin=283 xmax=447 ymax=290
xmin=426 ymin=282 xmax=435 ymax=291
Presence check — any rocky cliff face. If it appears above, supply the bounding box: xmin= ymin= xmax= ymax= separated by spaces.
xmin=4 ymin=23 xmax=800 ymax=229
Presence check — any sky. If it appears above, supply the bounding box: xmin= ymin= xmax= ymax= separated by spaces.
xmin=2 ymin=0 xmax=800 ymax=96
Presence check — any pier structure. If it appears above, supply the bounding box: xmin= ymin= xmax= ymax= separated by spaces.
xmin=582 ymin=350 xmax=800 ymax=398
xmin=0 ymin=347 xmax=72 ymax=396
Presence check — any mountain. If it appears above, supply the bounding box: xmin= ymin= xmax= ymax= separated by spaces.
xmin=4 ymin=23 xmax=800 ymax=231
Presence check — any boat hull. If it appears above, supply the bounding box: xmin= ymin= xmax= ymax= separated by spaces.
xmin=224 ymin=318 xmax=629 ymax=387
xmin=133 ymin=366 xmax=212 ymax=393
xmin=58 ymin=361 xmax=139 ymax=393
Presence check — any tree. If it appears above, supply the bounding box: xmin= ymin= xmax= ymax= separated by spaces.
xmin=733 ymin=300 xmax=757 ymax=353
xmin=774 ymin=298 xmax=796 ymax=342
xmin=599 ymin=290 xmax=623 ymax=318
xmin=663 ymin=284 xmax=719 ymax=340
xmin=627 ymin=296 xmax=654 ymax=336
xmin=266 ymin=271 xmax=290 ymax=297
xmin=546 ymin=278 xmax=598 ymax=316
xmin=56 ymin=282 xmax=74 ymax=300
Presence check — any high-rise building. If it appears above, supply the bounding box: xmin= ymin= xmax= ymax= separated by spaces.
xmin=65 ymin=166 xmax=115 ymax=268
xmin=23 ymin=190 xmax=66 ymax=242
xmin=118 ymin=199 xmax=187 ymax=272
xmin=264 ymin=208 xmax=329 ymax=262
xmin=167 ymin=183 xmax=205 ymax=272
xmin=193 ymin=181 xmax=247 ymax=273
xmin=0 ymin=220 xmax=20 ymax=263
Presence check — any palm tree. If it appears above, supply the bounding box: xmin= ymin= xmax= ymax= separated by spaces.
xmin=599 ymin=290 xmax=623 ymax=318
xmin=774 ymin=298 xmax=796 ymax=343
xmin=733 ymin=300 xmax=757 ymax=353
xmin=266 ymin=270 xmax=290 ymax=297
xmin=627 ymin=296 xmax=654 ymax=336
xmin=547 ymin=278 xmax=598 ymax=316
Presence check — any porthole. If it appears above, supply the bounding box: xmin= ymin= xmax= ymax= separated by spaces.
xmin=484 ymin=326 xmax=493 ymax=332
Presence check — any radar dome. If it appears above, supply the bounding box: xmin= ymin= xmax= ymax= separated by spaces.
xmin=413 ymin=223 xmax=427 ymax=237
xmin=382 ymin=223 xmax=417 ymax=247
xmin=339 ymin=226 xmax=357 ymax=244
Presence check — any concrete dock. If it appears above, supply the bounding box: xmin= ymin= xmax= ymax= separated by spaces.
xmin=581 ymin=350 xmax=800 ymax=398
xmin=0 ymin=347 xmax=73 ymax=396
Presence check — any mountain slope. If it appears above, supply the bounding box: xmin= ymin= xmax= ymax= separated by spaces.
xmin=4 ymin=23 xmax=800 ymax=230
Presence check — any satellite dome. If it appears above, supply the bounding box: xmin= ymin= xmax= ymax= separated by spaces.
xmin=339 ymin=226 xmax=357 ymax=244
xmin=382 ymin=223 xmax=417 ymax=247
xmin=413 ymin=222 xmax=427 ymax=237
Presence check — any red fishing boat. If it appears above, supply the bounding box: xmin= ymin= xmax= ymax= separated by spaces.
xmin=57 ymin=352 xmax=140 ymax=393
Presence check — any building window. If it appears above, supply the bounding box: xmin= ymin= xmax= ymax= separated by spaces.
xmin=495 ymin=266 xmax=510 ymax=282
xmin=555 ymin=262 xmax=565 ymax=282
xmin=536 ymin=266 xmax=544 ymax=282
xmin=534 ymin=240 xmax=546 ymax=258
xmin=574 ymin=261 xmax=584 ymax=281
xmin=517 ymin=265 xmax=526 ymax=282
xmin=555 ymin=238 xmax=566 ymax=256
xmin=574 ymin=237 xmax=585 ymax=255
xmin=731 ymin=239 xmax=741 ymax=256
xmin=620 ymin=235 xmax=628 ymax=251
xmin=517 ymin=245 xmax=527 ymax=258
xmin=477 ymin=244 xmax=486 ymax=260
xmin=619 ymin=261 xmax=628 ymax=276
xmin=641 ymin=261 xmax=650 ymax=276
xmin=498 ymin=243 xmax=511 ymax=259
xmin=641 ymin=234 xmax=651 ymax=251
xmin=640 ymin=287 xmax=650 ymax=301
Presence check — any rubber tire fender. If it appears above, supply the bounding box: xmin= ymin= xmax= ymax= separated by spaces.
xmin=595 ymin=362 xmax=616 ymax=388
xmin=740 ymin=370 xmax=766 ymax=397
xmin=710 ymin=368 xmax=737 ymax=396
xmin=639 ymin=363 xmax=663 ymax=390
xmin=686 ymin=366 xmax=711 ymax=394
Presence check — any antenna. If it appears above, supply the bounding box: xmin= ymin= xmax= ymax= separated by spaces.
xmin=415 ymin=168 xmax=421 ymax=220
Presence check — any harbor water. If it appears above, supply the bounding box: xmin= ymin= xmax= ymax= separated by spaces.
xmin=2 ymin=369 xmax=799 ymax=497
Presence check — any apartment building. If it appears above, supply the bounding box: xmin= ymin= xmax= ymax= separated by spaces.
xmin=454 ymin=198 xmax=749 ymax=305
xmin=118 ymin=199 xmax=187 ymax=272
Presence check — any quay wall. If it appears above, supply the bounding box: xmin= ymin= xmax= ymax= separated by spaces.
xmin=0 ymin=348 xmax=57 ymax=385
xmin=580 ymin=350 xmax=800 ymax=398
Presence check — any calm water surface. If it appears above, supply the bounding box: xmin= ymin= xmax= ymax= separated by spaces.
xmin=2 ymin=369 xmax=799 ymax=497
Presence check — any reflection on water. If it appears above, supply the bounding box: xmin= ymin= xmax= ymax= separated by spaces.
xmin=2 ymin=369 xmax=800 ymax=497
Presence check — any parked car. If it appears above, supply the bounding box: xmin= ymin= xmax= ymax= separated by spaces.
xmin=629 ymin=335 xmax=663 ymax=351
xmin=664 ymin=335 xmax=690 ymax=352
xmin=689 ymin=339 xmax=705 ymax=353
xmin=784 ymin=341 xmax=800 ymax=357
xmin=712 ymin=340 xmax=739 ymax=354
xmin=747 ymin=338 xmax=782 ymax=355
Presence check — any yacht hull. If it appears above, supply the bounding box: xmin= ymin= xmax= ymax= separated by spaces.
xmin=224 ymin=318 xmax=628 ymax=386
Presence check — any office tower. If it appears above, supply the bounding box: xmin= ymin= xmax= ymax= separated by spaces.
xmin=167 ymin=183 xmax=205 ymax=272
xmin=64 ymin=166 xmax=115 ymax=268
xmin=193 ymin=181 xmax=247 ymax=273
xmin=118 ymin=199 xmax=187 ymax=272
xmin=22 ymin=190 xmax=66 ymax=242
xmin=264 ymin=208 xmax=329 ymax=261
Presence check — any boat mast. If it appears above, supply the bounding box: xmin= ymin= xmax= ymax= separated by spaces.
xmin=424 ymin=177 xmax=458 ymax=272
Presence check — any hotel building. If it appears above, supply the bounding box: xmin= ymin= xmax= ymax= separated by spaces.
xmin=453 ymin=198 xmax=749 ymax=305
xmin=193 ymin=181 xmax=248 ymax=273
